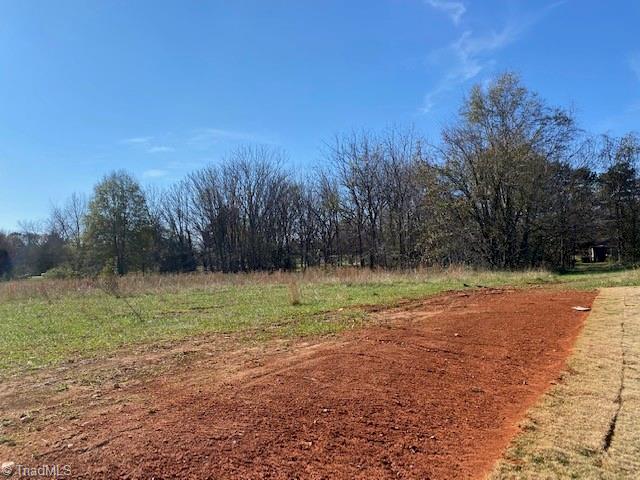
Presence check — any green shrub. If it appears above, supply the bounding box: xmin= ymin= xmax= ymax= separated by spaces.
xmin=42 ymin=265 xmax=78 ymax=279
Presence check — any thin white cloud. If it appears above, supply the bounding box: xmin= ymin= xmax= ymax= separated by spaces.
xmin=121 ymin=128 xmax=276 ymax=156
xmin=143 ymin=169 xmax=169 ymax=178
xmin=630 ymin=53 xmax=640 ymax=81
xmin=121 ymin=136 xmax=153 ymax=145
xmin=165 ymin=159 xmax=208 ymax=170
xmin=426 ymin=0 xmax=466 ymax=25
xmin=422 ymin=27 xmax=514 ymax=112
xmin=421 ymin=2 xmax=564 ymax=113
xmin=120 ymin=136 xmax=175 ymax=154
xmin=148 ymin=146 xmax=175 ymax=153
xmin=188 ymin=128 xmax=275 ymax=149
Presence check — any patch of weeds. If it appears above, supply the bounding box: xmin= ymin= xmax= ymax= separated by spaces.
xmin=173 ymin=350 xmax=198 ymax=363
xmin=554 ymin=451 xmax=570 ymax=466
xmin=532 ymin=453 xmax=547 ymax=465
xmin=0 ymin=436 xmax=16 ymax=447
xmin=506 ymin=443 xmax=527 ymax=460
xmin=579 ymin=447 xmax=598 ymax=457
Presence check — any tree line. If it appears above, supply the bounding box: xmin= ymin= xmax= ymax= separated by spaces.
xmin=1 ymin=73 xmax=639 ymax=279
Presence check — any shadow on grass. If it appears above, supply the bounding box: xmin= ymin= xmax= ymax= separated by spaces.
xmin=562 ymin=263 xmax=634 ymax=277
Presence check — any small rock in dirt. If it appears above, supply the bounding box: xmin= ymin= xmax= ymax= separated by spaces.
xmin=454 ymin=333 xmax=460 ymax=337
xmin=572 ymin=306 xmax=591 ymax=311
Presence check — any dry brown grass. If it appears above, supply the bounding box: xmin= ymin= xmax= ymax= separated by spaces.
xmin=490 ymin=287 xmax=640 ymax=479
xmin=0 ymin=266 xmax=554 ymax=302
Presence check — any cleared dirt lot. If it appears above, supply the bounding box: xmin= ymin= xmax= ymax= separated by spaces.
xmin=0 ymin=288 xmax=594 ymax=479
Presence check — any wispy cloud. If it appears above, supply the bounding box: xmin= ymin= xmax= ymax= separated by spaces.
xmin=422 ymin=27 xmax=515 ymax=112
xmin=121 ymin=127 xmax=276 ymax=156
xmin=630 ymin=53 xmax=640 ymax=81
xmin=426 ymin=0 xmax=466 ymax=25
xmin=121 ymin=136 xmax=153 ymax=145
xmin=188 ymin=128 xmax=275 ymax=149
xmin=120 ymin=136 xmax=175 ymax=154
xmin=143 ymin=169 xmax=169 ymax=178
xmin=148 ymin=146 xmax=175 ymax=153
xmin=421 ymin=2 xmax=564 ymax=113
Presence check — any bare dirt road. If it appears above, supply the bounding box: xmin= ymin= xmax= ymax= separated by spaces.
xmin=1 ymin=288 xmax=595 ymax=479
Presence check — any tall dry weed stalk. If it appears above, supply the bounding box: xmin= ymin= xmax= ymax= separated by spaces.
xmin=99 ymin=264 xmax=120 ymax=298
xmin=288 ymin=281 xmax=302 ymax=306
xmin=97 ymin=264 xmax=145 ymax=322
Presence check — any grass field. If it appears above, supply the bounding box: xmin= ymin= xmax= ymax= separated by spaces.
xmin=1 ymin=266 xmax=639 ymax=478
xmin=1 ymin=265 xmax=639 ymax=374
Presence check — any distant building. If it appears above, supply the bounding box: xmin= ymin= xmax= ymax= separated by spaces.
xmin=580 ymin=239 xmax=615 ymax=263
xmin=589 ymin=244 xmax=608 ymax=263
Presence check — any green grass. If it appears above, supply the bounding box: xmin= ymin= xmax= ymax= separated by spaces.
xmin=1 ymin=265 xmax=639 ymax=374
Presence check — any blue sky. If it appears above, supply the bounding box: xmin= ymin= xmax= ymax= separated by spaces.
xmin=0 ymin=0 xmax=638 ymax=231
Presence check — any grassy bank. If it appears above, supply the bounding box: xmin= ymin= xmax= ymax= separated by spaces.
xmin=1 ymin=266 xmax=639 ymax=374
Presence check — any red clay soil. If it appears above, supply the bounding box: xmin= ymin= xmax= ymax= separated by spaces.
xmin=3 ymin=288 xmax=595 ymax=479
